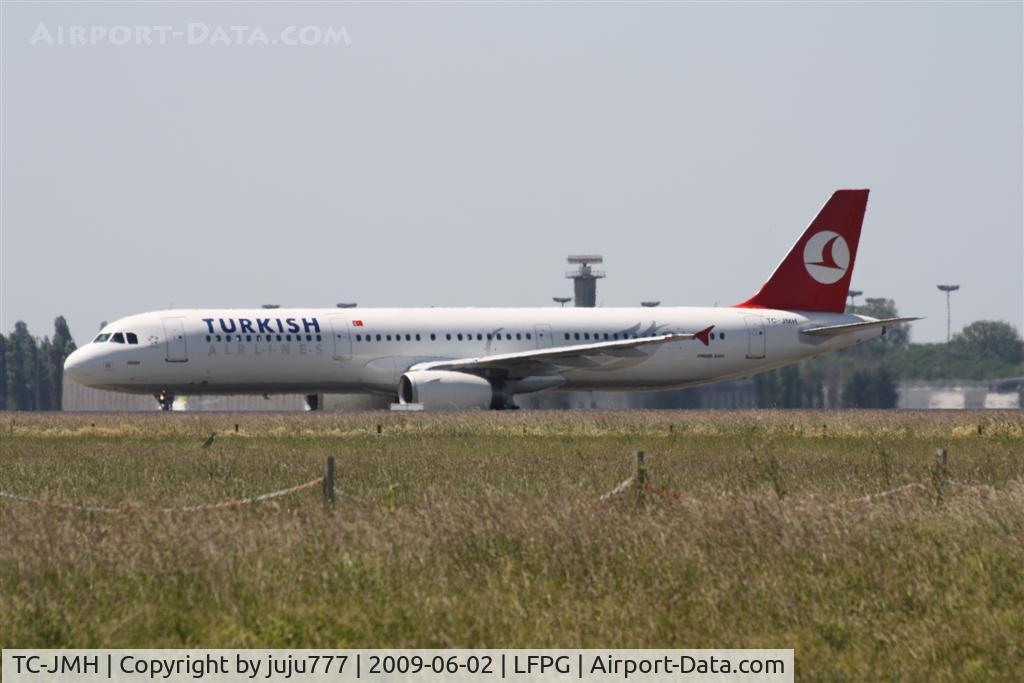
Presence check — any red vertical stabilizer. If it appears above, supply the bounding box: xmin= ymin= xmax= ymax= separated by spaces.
xmin=735 ymin=189 xmax=869 ymax=313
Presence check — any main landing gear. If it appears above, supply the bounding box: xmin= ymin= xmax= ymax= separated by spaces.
xmin=155 ymin=390 xmax=175 ymax=411
xmin=304 ymin=394 xmax=321 ymax=411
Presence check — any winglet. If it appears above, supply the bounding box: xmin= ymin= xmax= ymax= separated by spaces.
xmin=694 ymin=325 xmax=715 ymax=346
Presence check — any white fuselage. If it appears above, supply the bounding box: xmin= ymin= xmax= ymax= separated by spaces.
xmin=64 ymin=306 xmax=881 ymax=399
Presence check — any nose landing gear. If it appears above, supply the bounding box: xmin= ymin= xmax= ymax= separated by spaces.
xmin=155 ymin=391 xmax=175 ymax=411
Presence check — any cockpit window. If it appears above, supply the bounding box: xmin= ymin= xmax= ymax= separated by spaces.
xmin=110 ymin=333 xmax=125 ymax=344
xmin=126 ymin=332 xmax=138 ymax=344
xmin=93 ymin=333 xmax=111 ymax=343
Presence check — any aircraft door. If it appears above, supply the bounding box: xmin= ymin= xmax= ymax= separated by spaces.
xmin=534 ymin=324 xmax=554 ymax=348
xmin=161 ymin=318 xmax=188 ymax=362
xmin=330 ymin=317 xmax=353 ymax=360
xmin=744 ymin=316 xmax=766 ymax=359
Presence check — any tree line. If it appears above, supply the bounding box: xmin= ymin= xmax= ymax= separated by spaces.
xmin=748 ymin=299 xmax=1023 ymax=409
xmin=0 ymin=317 xmax=77 ymax=411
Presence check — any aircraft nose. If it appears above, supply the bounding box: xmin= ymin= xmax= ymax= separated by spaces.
xmin=63 ymin=348 xmax=92 ymax=384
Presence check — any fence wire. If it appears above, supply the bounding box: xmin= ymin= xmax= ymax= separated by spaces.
xmin=0 ymin=477 xmax=323 ymax=514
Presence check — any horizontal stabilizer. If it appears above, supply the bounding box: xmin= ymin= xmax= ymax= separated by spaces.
xmin=801 ymin=317 xmax=921 ymax=336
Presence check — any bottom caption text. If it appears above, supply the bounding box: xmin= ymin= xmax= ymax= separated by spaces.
xmin=2 ymin=649 xmax=794 ymax=682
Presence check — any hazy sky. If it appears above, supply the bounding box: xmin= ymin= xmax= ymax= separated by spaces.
xmin=2 ymin=2 xmax=1021 ymax=346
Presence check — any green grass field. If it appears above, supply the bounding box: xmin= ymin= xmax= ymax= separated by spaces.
xmin=1 ymin=410 xmax=1022 ymax=681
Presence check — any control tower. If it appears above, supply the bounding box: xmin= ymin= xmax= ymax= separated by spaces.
xmin=566 ymin=255 xmax=605 ymax=308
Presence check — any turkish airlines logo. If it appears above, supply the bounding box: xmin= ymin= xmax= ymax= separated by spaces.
xmin=803 ymin=231 xmax=850 ymax=285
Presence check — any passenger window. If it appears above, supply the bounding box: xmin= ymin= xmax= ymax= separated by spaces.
xmin=584 ymin=333 xmax=590 ymax=340
xmin=416 ymin=334 xmax=421 ymax=341
xmin=316 ymin=334 xmax=322 ymax=341
xmin=564 ymin=333 xmax=570 ymax=340
xmin=604 ymin=333 xmax=609 ymax=340
xmin=126 ymin=332 xmax=138 ymax=344
xmin=276 ymin=334 xmax=282 ymax=341
xmin=356 ymin=334 xmax=362 ymax=341
xmin=205 ymin=335 xmax=211 ymax=342
xmin=446 ymin=333 xmax=452 ymax=340
xmin=110 ymin=333 xmax=125 ymax=343
xmin=476 ymin=333 xmax=482 ymax=341
xmin=306 ymin=334 xmax=312 ymax=341
xmin=486 ymin=333 xmax=492 ymax=341
xmin=516 ymin=333 xmax=522 ymax=340
xmin=710 ymin=333 xmax=715 ymax=340
xmin=526 ymin=333 xmax=532 ymax=340
xmin=405 ymin=334 xmax=411 ymax=341
xmin=430 ymin=334 xmax=436 ymax=341
xmin=457 ymin=333 xmax=463 ymax=341
xmin=720 ymin=332 xmax=725 ymax=340
xmin=246 ymin=335 xmax=252 ymax=342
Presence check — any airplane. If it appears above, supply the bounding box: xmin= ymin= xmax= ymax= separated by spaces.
xmin=63 ymin=189 xmax=918 ymax=411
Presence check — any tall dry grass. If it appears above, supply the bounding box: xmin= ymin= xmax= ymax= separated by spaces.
xmin=1 ymin=410 xmax=1022 ymax=681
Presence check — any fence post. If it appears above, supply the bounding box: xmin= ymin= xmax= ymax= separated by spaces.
xmin=323 ymin=455 xmax=335 ymax=511
xmin=932 ymin=448 xmax=949 ymax=504
xmin=635 ymin=450 xmax=646 ymax=508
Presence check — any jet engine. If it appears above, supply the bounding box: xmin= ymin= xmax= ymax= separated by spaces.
xmin=398 ymin=370 xmax=498 ymax=410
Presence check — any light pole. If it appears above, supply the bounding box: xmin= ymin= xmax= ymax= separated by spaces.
xmin=936 ymin=284 xmax=959 ymax=342
xmin=847 ymin=289 xmax=863 ymax=311
xmin=641 ymin=301 xmax=661 ymax=307
xmin=336 ymin=302 xmax=358 ymax=308
xmin=553 ymin=297 xmax=572 ymax=307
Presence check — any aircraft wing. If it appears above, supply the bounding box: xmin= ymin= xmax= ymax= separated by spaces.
xmin=409 ymin=328 xmax=710 ymax=374
xmin=801 ymin=317 xmax=921 ymax=336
